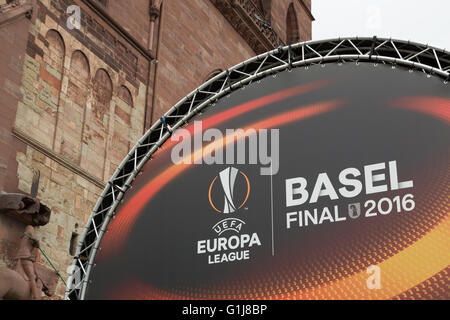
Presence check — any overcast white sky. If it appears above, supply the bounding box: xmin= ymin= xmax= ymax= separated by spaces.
xmin=312 ymin=0 xmax=450 ymax=50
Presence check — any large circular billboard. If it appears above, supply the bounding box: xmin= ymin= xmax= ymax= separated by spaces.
xmin=84 ymin=61 xmax=449 ymax=300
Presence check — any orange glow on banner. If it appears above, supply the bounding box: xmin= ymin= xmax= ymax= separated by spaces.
xmin=392 ymin=96 xmax=450 ymax=124
xmin=108 ymin=211 xmax=450 ymax=300
xmin=153 ymin=80 xmax=332 ymax=155
xmin=99 ymin=100 xmax=343 ymax=259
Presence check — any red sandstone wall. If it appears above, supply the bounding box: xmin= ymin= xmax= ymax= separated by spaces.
xmin=151 ymin=0 xmax=313 ymax=120
xmin=0 ymin=6 xmax=31 ymax=272
xmin=106 ymin=0 xmax=151 ymax=50
xmin=151 ymin=0 xmax=256 ymax=120
xmin=0 ymin=10 xmax=29 ymax=193
xmin=271 ymin=0 xmax=313 ymax=43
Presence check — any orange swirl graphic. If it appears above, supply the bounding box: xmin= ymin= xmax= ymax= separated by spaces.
xmin=103 ymin=95 xmax=450 ymax=300
xmin=98 ymin=100 xmax=344 ymax=260
xmin=392 ymin=96 xmax=450 ymax=124
xmin=108 ymin=211 xmax=450 ymax=300
xmin=154 ymin=80 xmax=331 ymax=155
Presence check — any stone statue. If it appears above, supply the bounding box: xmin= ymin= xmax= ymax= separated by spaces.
xmin=13 ymin=225 xmax=41 ymax=299
xmin=0 ymin=192 xmax=50 ymax=226
xmin=0 ymin=225 xmax=57 ymax=300
xmin=0 ymin=174 xmax=58 ymax=299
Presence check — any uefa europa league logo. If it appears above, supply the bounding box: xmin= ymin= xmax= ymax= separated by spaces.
xmin=209 ymin=167 xmax=250 ymax=214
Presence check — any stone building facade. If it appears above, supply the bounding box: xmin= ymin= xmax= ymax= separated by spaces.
xmin=0 ymin=0 xmax=313 ymax=298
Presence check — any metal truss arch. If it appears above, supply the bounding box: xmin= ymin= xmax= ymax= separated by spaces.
xmin=65 ymin=37 xmax=449 ymax=300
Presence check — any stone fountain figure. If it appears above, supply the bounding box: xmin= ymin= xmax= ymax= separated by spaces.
xmin=0 ymin=171 xmax=58 ymax=299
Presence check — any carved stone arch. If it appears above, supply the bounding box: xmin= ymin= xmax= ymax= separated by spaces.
xmin=70 ymin=50 xmax=90 ymax=82
xmin=92 ymin=68 xmax=113 ymax=122
xmin=286 ymin=3 xmax=300 ymax=44
xmin=110 ymin=84 xmax=134 ymax=177
xmin=79 ymin=68 xmax=113 ymax=180
xmin=25 ymin=29 xmax=66 ymax=149
xmin=118 ymin=85 xmax=133 ymax=107
xmin=55 ymin=50 xmax=91 ymax=162
xmin=44 ymin=29 xmax=65 ymax=72
xmin=68 ymin=50 xmax=90 ymax=108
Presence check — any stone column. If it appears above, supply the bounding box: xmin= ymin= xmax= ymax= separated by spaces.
xmin=148 ymin=0 xmax=162 ymax=52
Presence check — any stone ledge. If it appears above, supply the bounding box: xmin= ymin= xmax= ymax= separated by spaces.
xmin=12 ymin=127 xmax=105 ymax=189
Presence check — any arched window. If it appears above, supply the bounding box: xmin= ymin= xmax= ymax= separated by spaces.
xmin=45 ymin=30 xmax=65 ymax=72
xmin=258 ymin=0 xmax=272 ymax=21
xmin=110 ymin=85 xmax=134 ymax=177
xmin=56 ymin=50 xmax=90 ymax=162
xmin=118 ymin=85 xmax=133 ymax=107
xmin=29 ymin=29 xmax=65 ymax=149
xmin=286 ymin=3 xmax=300 ymax=44
xmin=92 ymin=69 xmax=113 ymax=124
xmin=80 ymin=69 xmax=112 ymax=179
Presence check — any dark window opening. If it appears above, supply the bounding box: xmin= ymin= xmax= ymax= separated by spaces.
xmin=69 ymin=232 xmax=79 ymax=256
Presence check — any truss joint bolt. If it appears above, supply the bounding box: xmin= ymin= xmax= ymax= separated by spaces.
xmin=160 ymin=116 xmax=173 ymax=133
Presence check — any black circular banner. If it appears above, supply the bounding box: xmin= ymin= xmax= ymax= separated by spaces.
xmin=87 ymin=63 xmax=449 ymax=300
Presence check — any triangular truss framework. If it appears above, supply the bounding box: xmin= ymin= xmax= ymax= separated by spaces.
xmin=65 ymin=37 xmax=449 ymax=300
